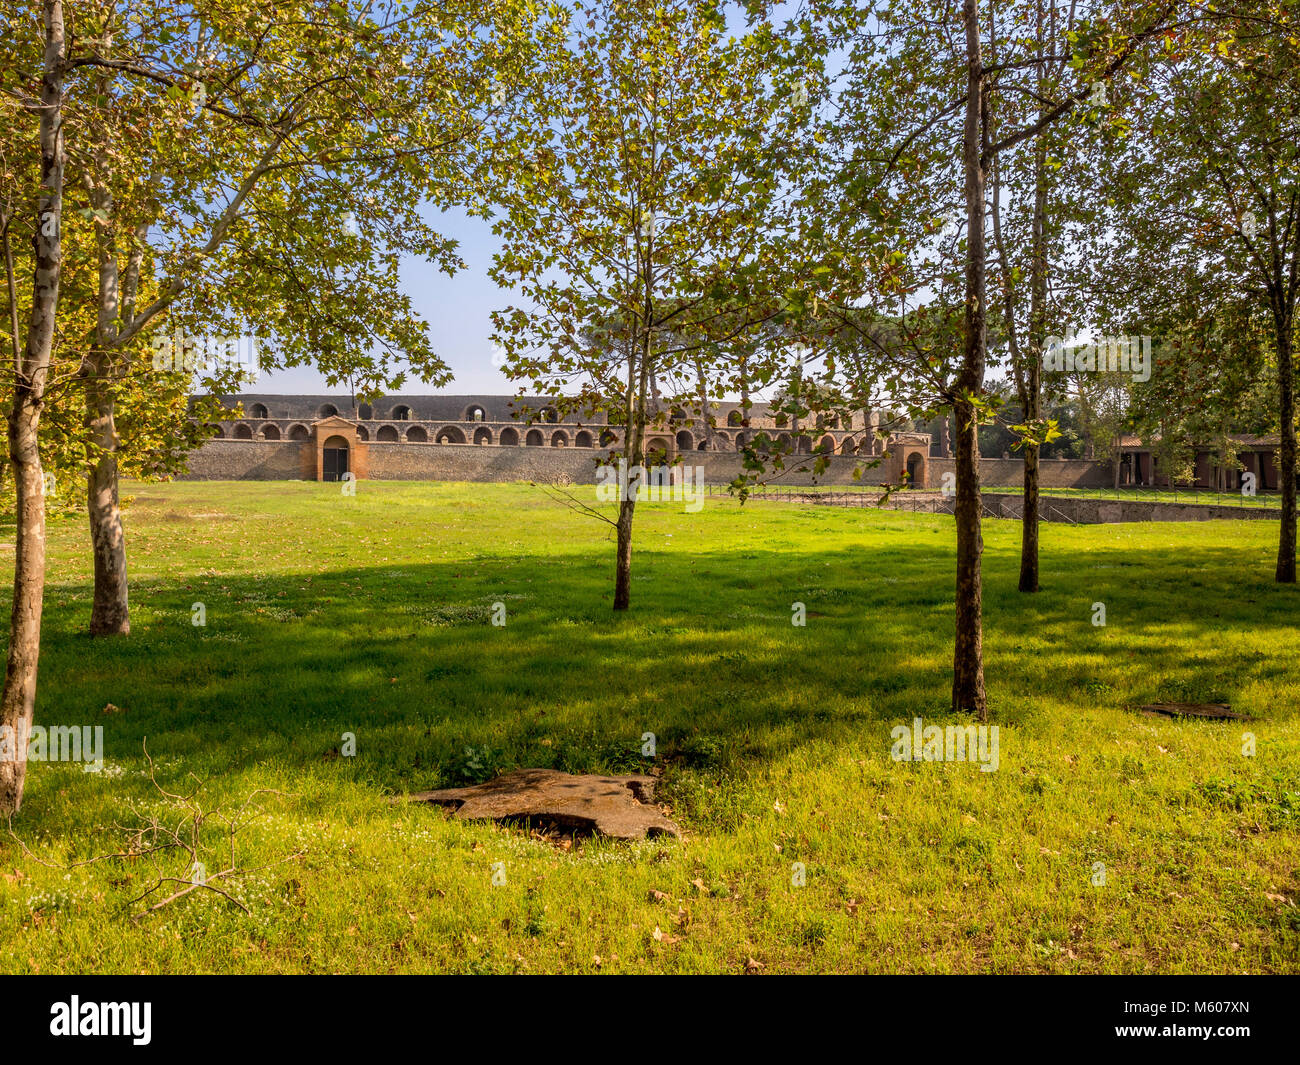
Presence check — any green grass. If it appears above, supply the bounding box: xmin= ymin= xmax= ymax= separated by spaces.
xmin=1 ymin=479 xmax=1297 ymax=973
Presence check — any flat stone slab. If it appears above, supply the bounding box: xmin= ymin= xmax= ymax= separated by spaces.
xmin=411 ymin=769 xmax=681 ymax=840
xmin=1138 ymin=702 xmax=1255 ymax=722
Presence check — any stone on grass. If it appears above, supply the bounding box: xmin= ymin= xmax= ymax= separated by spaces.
xmin=410 ymin=768 xmax=680 ymax=841
xmin=1137 ymin=702 xmax=1255 ymax=722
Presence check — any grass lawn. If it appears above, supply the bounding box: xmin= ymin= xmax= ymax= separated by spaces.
xmin=1 ymin=479 xmax=1297 ymax=973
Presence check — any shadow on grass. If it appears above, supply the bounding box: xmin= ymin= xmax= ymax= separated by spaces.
xmin=15 ymin=529 xmax=1300 ymax=816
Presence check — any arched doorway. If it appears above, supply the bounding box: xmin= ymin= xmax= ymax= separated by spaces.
xmin=905 ymin=451 xmax=926 ymax=488
xmin=322 ymin=435 xmax=350 ymax=482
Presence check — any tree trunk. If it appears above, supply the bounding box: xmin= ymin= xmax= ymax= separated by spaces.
xmin=84 ymin=165 xmax=130 ymax=635
xmin=1019 ymin=131 xmax=1047 ymax=594
xmin=85 ymin=371 xmax=130 ymax=634
xmin=953 ymin=0 xmax=988 ymax=720
xmin=613 ymin=496 xmax=635 ymax=609
xmin=1276 ymin=323 xmax=1296 ymax=583
xmin=1 ymin=0 xmax=64 ymax=815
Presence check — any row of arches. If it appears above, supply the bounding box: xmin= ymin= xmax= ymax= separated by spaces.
xmin=216 ymin=421 xmax=878 ymax=455
xmin=243 ymin=403 xmax=562 ymax=424
xmin=216 ymin=423 xmax=607 ymax=448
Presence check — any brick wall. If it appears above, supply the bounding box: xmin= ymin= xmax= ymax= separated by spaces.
xmin=181 ymin=438 xmax=1115 ymax=489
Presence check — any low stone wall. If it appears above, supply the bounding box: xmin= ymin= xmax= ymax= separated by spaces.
xmin=181 ymin=439 xmax=1116 ymax=491
xmin=981 ymin=493 xmax=1275 ymax=523
xmin=180 ymin=439 xmax=306 ymax=480
xmin=182 ymin=439 xmax=903 ymax=485
xmin=928 ymin=457 xmax=1112 ymax=489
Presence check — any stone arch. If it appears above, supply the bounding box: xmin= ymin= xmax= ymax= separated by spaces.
xmin=727 ymin=409 xmax=743 ymax=427
xmin=434 ymin=426 xmax=464 ymax=444
xmin=734 ymin=432 xmax=747 ymax=451
xmin=233 ymin=423 xmax=254 ymax=439
xmin=406 ymin=425 xmax=429 ymax=442
xmin=797 ymin=436 xmax=813 ymax=454
xmin=391 ymin=404 xmax=411 ymax=421
xmin=466 ymin=404 xmax=487 ymax=422
xmin=376 ymin=425 xmax=400 ymax=442
xmin=250 ymin=402 xmax=269 ymax=419
xmin=288 ymin=423 xmax=310 ymax=441
xmin=356 ymin=425 xmax=369 ymax=441
xmin=318 ymin=403 xmax=338 ymax=419
xmin=645 ymin=436 xmax=672 ymax=466
xmin=540 ymin=406 xmax=558 ymax=424
xmin=675 ymin=430 xmax=694 ymax=451
xmin=905 ymin=450 xmax=928 ymax=488
xmin=358 ymin=402 xmax=373 ymax=420
xmin=551 ymin=430 xmax=569 ymax=447
xmin=473 ymin=427 xmax=493 ymax=445
xmin=525 ymin=429 xmax=543 ymax=446
xmin=500 ymin=427 xmax=520 ymax=446
xmin=599 ymin=428 xmax=617 ymax=447
xmin=817 ymin=434 xmax=836 ymax=454
xmin=575 ymin=430 xmax=593 ymax=448
xmin=208 ymin=424 xmax=224 ymax=439
xmin=260 ymin=423 xmax=281 ymax=440
xmin=669 ymin=406 xmax=686 ymax=425
xmin=839 ymin=436 xmax=857 ymax=455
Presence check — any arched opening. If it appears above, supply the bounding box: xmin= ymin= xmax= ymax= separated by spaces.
xmin=839 ymin=436 xmax=857 ymax=455
xmin=906 ymin=451 xmax=926 ymax=488
xmin=669 ymin=407 xmax=685 ymax=426
xmin=599 ymin=429 xmax=617 ymax=447
xmin=797 ymin=436 xmax=812 ymax=455
xmin=551 ymin=430 xmax=569 ymax=447
xmin=675 ymin=430 xmax=694 ymax=451
xmin=727 ymin=410 xmax=743 ymax=427
xmin=406 ymin=426 xmax=429 ymax=442
xmin=435 ymin=426 xmax=464 ymax=444
xmin=288 ymin=424 xmax=309 ymax=441
xmin=260 ymin=423 xmax=281 ymax=440
xmin=499 ymin=427 xmax=520 ymax=446
xmin=376 ymin=425 xmax=400 ymax=442
xmin=358 ymin=403 xmax=373 ymax=420
xmin=735 ymin=432 xmax=747 ymax=451
xmin=250 ymin=403 xmax=268 ymax=419
xmin=540 ymin=407 xmax=558 ymax=424
xmin=645 ymin=436 xmax=672 ymax=466
xmin=356 ymin=425 xmax=369 ymax=441
xmin=318 ymin=404 xmax=338 ymax=419
xmin=322 ymin=435 xmax=349 ymax=481
xmin=817 ymin=435 xmax=835 ymax=454
xmin=474 ymin=427 xmax=493 ymax=445
xmin=208 ymin=424 xmax=224 ymax=439
xmin=234 ymin=423 xmax=253 ymax=439
xmin=525 ymin=429 xmax=543 ymax=446
xmin=466 ymin=405 xmax=487 ymax=422
xmin=391 ymin=405 xmax=411 ymax=421
xmin=575 ymin=430 xmax=593 ymax=448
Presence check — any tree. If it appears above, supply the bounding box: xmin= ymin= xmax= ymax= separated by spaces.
xmin=488 ymin=0 xmax=793 ymax=610
xmin=1087 ymin=6 xmax=1300 ymax=577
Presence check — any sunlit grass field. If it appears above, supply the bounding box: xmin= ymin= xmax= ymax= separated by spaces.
xmin=1 ymin=479 xmax=1297 ymax=973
